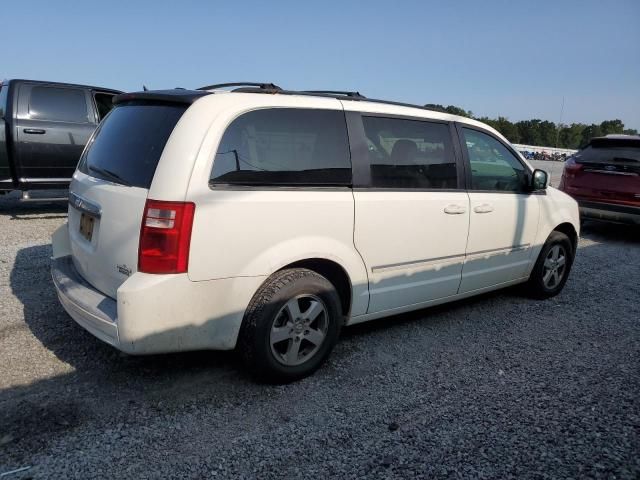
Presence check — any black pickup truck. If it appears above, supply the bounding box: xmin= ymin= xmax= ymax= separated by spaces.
xmin=0 ymin=79 xmax=121 ymax=194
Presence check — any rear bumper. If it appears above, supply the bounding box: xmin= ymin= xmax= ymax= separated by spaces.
xmin=52 ymin=256 xmax=119 ymax=346
xmin=578 ymin=200 xmax=640 ymax=225
xmin=51 ymin=225 xmax=266 ymax=355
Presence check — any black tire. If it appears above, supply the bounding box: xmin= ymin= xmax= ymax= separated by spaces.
xmin=525 ymin=231 xmax=574 ymax=299
xmin=238 ymin=268 xmax=342 ymax=383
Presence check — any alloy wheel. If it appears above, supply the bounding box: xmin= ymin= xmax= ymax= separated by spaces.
xmin=542 ymin=244 xmax=567 ymax=289
xmin=270 ymin=294 xmax=329 ymax=366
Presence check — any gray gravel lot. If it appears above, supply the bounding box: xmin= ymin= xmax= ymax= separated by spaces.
xmin=1 ymin=176 xmax=639 ymax=479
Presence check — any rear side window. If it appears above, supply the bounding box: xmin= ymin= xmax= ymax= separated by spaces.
xmin=29 ymin=86 xmax=89 ymax=123
xmin=361 ymin=116 xmax=458 ymax=189
xmin=210 ymin=108 xmax=351 ymax=186
xmin=79 ymin=103 xmax=187 ymax=188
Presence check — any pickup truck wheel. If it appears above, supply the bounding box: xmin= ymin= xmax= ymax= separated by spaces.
xmin=525 ymin=231 xmax=574 ymax=299
xmin=238 ymin=268 xmax=342 ymax=383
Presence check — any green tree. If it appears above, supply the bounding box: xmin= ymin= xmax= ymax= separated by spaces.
xmin=444 ymin=105 xmax=472 ymax=118
xmin=538 ymin=120 xmax=558 ymax=147
xmin=422 ymin=102 xmax=634 ymax=147
xmin=424 ymin=104 xmax=472 ymax=118
xmin=516 ymin=120 xmax=542 ymax=146
xmin=424 ymin=103 xmax=447 ymax=113
xmin=483 ymin=116 xmax=520 ymax=143
xmin=558 ymin=123 xmax=585 ymax=149
xmin=579 ymin=124 xmax=603 ymax=148
xmin=600 ymin=119 xmax=624 ymax=136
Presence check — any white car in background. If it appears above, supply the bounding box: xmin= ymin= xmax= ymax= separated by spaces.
xmin=51 ymin=83 xmax=580 ymax=382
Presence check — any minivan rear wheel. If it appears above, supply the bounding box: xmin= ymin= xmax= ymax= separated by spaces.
xmin=238 ymin=268 xmax=342 ymax=383
xmin=525 ymin=231 xmax=574 ymax=299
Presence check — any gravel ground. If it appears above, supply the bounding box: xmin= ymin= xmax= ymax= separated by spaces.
xmin=1 ymin=181 xmax=639 ymax=479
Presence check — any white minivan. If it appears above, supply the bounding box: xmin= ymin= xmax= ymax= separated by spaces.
xmin=51 ymin=83 xmax=580 ymax=382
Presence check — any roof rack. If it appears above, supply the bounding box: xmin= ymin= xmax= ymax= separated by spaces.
xmin=300 ymin=90 xmax=366 ymax=99
xmin=197 ymin=82 xmax=282 ymax=91
xmin=193 ymin=83 xmax=447 ymax=116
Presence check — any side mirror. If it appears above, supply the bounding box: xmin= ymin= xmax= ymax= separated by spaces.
xmin=531 ymin=169 xmax=548 ymax=191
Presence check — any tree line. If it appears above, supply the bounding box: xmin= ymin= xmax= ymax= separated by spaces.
xmin=424 ymin=104 xmax=639 ymax=150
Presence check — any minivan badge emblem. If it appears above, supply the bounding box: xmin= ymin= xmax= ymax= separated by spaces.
xmin=117 ymin=264 xmax=132 ymax=277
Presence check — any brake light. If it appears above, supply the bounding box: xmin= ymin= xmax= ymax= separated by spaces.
xmin=138 ymin=199 xmax=195 ymax=274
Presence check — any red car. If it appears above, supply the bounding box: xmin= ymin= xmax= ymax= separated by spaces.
xmin=559 ymin=135 xmax=640 ymax=225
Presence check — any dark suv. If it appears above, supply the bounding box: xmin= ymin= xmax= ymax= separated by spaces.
xmin=0 ymin=79 xmax=121 ymax=194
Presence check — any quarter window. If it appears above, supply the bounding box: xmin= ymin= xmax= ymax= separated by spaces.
xmin=361 ymin=116 xmax=458 ymax=189
xmin=28 ymin=86 xmax=89 ymax=123
xmin=462 ymin=128 xmax=528 ymax=192
xmin=94 ymin=93 xmax=116 ymax=121
xmin=210 ymin=108 xmax=351 ymax=186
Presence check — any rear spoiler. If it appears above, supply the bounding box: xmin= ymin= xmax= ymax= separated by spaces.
xmin=590 ymin=136 xmax=640 ymax=149
xmin=113 ymin=89 xmax=211 ymax=106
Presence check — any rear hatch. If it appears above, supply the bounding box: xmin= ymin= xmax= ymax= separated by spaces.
xmin=563 ymin=136 xmax=640 ymax=205
xmin=68 ymin=101 xmax=188 ymax=298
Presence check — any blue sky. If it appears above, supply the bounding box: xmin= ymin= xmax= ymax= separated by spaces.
xmin=3 ymin=0 xmax=639 ymax=129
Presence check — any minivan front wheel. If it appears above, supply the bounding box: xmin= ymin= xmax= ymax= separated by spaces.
xmin=238 ymin=268 xmax=342 ymax=383
xmin=525 ymin=231 xmax=574 ymax=299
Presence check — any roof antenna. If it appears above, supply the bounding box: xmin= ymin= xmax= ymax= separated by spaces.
xmin=143 ymin=85 xmax=148 ymax=91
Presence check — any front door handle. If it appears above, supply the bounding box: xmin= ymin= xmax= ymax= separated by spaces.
xmin=444 ymin=204 xmax=467 ymax=215
xmin=23 ymin=128 xmax=46 ymax=135
xmin=473 ymin=203 xmax=494 ymax=214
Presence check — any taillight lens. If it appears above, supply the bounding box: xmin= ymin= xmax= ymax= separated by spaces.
xmin=139 ymin=199 xmax=195 ymax=274
xmin=564 ymin=157 xmax=583 ymax=174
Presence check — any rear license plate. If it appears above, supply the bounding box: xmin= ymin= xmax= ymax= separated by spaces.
xmin=79 ymin=212 xmax=96 ymax=242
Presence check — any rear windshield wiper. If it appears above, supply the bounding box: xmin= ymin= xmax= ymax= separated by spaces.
xmin=88 ymin=165 xmax=132 ymax=187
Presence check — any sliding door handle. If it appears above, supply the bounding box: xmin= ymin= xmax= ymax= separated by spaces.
xmin=444 ymin=204 xmax=467 ymax=215
xmin=23 ymin=128 xmax=46 ymax=135
xmin=473 ymin=203 xmax=494 ymax=214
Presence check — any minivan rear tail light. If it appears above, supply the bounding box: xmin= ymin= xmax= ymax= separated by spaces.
xmin=139 ymin=199 xmax=195 ymax=274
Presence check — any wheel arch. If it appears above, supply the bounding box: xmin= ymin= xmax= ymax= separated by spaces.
xmin=553 ymin=222 xmax=578 ymax=255
xmin=278 ymin=258 xmax=353 ymax=318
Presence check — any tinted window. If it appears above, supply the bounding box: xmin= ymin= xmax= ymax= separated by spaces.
xmin=462 ymin=128 xmax=528 ymax=192
xmin=211 ymin=108 xmax=351 ymax=186
xmin=576 ymin=145 xmax=640 ymax=164
xmin=94 ymin=93 xmax=115 ymax=121
xmin=79 ymin=104 xmax=186 ymax=188
xmin=361 ymin=116 xmax=458 ymax=189
xmin=29 ymin=86 xmax=88 ymax=123
xmin=0 ymin=83 xmax=7 ymax=118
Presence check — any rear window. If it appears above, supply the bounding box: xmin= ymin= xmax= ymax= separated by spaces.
xmin=79 ymin=103 xmax=187 ymax=188
xmin=576 ymin=144 xmax=640 ymax=164
xmin=210 ymin=108 xmax=351 ymax=186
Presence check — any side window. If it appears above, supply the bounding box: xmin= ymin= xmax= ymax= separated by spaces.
xmin=361 ymin=116 xmax=458 ymax=189
xmin=462 ymin=128 xmax=528 ymax=192
xmin=94 ymin=93 xmax=116 ymax=121
xmin=210 ymin=108 xmax=351 ymax=186
xmin=28 ymin=86 xmax=89 ymax=123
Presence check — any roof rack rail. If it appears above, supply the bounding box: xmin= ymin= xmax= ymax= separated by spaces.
xmin=192 ymin=84 xmax=447 ymax=116
xmin=197 ymin=82 xmax=282 ymax=91
xmin=300 ymin=90 xmax=366 ymax=99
